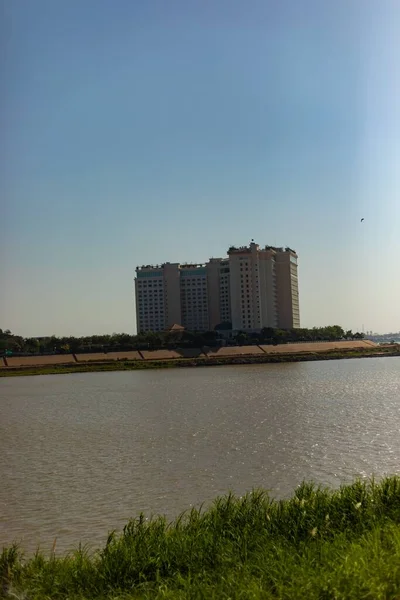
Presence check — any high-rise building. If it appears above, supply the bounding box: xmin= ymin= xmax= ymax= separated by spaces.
xmin=227 ymin=242 xmax=277 ymax=331
xmin=134 ymin=242 xmax=300 ymax=333
xmin=274 ymin=247 xmax=300 ymax=329
xmin=135 ymin=260 xmax=226 ymax=333
xmin=180 ymin=264 xmax=209 ymax=331
xmin=135 ymin=264 xmax=167 ymax=333
xmin=205 ymin=258 xmax=231 ymax=330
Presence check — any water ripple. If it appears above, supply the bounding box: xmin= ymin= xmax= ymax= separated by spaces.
xmin=0 ymin=357 xmax=399 ymax=553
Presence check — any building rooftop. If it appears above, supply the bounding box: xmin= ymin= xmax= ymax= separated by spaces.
xmin=167 ymin=323 xmax=185 ymax=332
xmin=136 ymin=245 xmax=297 ymax=272
xmin=180 ymin=263 xmax=206 ymax=269
xmin=136 ymin=264 xmax=163 ymax=271
xmin=228 ymin=243 xmax=297 ymax=255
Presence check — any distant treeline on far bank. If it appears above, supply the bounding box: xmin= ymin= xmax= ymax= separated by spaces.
xmin=0 ymin=326 xmax=365 ymax=356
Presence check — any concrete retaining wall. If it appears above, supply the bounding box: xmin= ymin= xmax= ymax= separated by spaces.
xmin=1 ymin=340 xmax=379 ymax=368
xmin=6 ymin=354 xmax=76 ymax=367
xmin=75 ymin=351 xmax=141 ymax=362
xmin=205 ymin=345 xmax=264 ymax=357
xmin=74 ymin=353 xmax=109 ymax=362
xmin=140 ymin=348 xmax=205 ymax=360
xmin=102 ymin=351 xmax=142 ymax=361
xmin=259 ymin=341 xmax=377 ymax=354
xmin=174 ymin=348 xmax=206 ymax=358
xmin=139 ymin=350 xmax=181 ymax=360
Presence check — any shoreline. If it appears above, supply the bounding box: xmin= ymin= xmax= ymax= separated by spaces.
xmin=2 ymin=477 xmax=400 ymax=598
xmin=1 ymin=346 xmax=399 ymax=377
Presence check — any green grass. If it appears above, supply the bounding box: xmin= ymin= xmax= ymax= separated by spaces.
xmin=2 ymin=477 xmax=400 ymax=599
xmin=1 ymin=347 xmax=398 ymax=378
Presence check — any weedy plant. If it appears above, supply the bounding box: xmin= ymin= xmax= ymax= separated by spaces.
xmin=2 ymin=477 xmax=400 ymax=599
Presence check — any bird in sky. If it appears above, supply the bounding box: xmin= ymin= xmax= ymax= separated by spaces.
xmin=361 ymin=218 xmax=365 ymax=222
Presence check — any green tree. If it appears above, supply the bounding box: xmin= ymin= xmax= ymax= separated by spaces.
xmin=235 ymin=332 xmax=249 ymax=346
xmin=215 ymin=322 xmax=232 ymax=331
xmin=273 ymin=329 xmax=290 ymax=344
xmin=24 ymin=338 xmax=40 ymax=354
xmin=261 ymin=327 xmax=275 ymax=343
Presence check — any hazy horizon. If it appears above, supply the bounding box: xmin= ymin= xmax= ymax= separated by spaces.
xmin=1 ymin=0 xmax=399 ymax=337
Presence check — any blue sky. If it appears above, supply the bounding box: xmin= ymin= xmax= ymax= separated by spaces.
xmin=1 ymin=0 xmax=399 ymax=336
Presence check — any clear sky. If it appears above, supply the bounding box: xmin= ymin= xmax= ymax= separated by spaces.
xmin=1 ymin=0 xmax=399 ymax=337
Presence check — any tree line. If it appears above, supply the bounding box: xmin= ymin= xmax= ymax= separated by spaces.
xmin=0 ymin=326 xmax=364 ymax=356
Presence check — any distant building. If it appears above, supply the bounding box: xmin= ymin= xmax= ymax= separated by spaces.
xmin=205 ymin=258 xmax=231 ymax=330
xmin=180 ymin=264 xmax=209 ymax=332
xmin=228 ymin=242 xmax=277 ymax=330
xmin=274 ymin=247 xmax=300 ymax=329
xmin=134 ymin=242 xmax=300 ymax=333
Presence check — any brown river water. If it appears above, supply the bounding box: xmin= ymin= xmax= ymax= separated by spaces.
xmin=1 ymin=357 xmax=399 ymax=553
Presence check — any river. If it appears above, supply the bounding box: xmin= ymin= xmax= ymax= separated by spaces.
xmin=1 ymin=357 xmax=399 ymax=553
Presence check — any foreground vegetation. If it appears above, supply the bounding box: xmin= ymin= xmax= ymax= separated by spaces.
xmin=1 ymin=346 xmax=398 ymax=378
xmin=2 ymin=477 xmax=400 ymax=599
xmin=0 ymin=325 xmax=363 ymax=356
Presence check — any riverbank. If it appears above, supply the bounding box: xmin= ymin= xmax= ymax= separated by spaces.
xmin=0 ymin=344 xmax=399 ymax=377
xmin=2 ymin=477 xmax=400 ymax=599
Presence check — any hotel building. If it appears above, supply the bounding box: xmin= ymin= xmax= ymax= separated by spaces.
xmin=135 ymin=242 xmax=299 ymax=333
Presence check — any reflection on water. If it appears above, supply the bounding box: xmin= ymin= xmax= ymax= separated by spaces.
xmin=1 ymin=357 xmax=399 ymax=553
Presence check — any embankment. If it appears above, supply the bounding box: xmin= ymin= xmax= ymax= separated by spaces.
xmin=1 ymin=340 xmax=398 ymax=377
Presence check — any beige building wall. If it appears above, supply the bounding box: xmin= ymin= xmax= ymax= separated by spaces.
xmin=206 ymin=259 xmax=231 ymax=330
xmin=135 ymin=262 xmax=181 ymax=332
xmin=180 ymin=265 xmax=209 ymax=331
xmin=275 ymin=249 xmax=300 ymax=329
xmin=219 ymin=261 xmax=231 ymax=324
xmin=135 ymin=267 xmax=165 ymax=332
xmin=258 ymin=249 xmax=278 ymax=328
xmin=135 ymin=263 xmax=210 ymax=332
xmin=228 ymin=243 xmax=278 ymax=331
xmin=163 ymin=263 xmax=181 ymax=328
xmin=205 ymin=259 xmax=221 ymax=330
xmin=135 ymin=242 xmax=300 ymax=333
xmin=228 ymin=248 xmax=245 ymax=330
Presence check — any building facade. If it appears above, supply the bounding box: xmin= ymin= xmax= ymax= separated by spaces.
xmin=274 ymin=247 xmax=300 ymax=329
xmin=180 ymin=265 xmax=209 ymax=331
xmin=134 ymin=242 xmax=300 ymax=333
xmin=228 ymin=243 xmax=278 ymax=331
